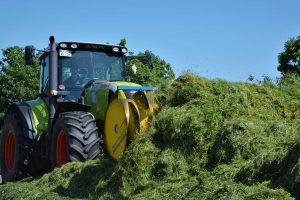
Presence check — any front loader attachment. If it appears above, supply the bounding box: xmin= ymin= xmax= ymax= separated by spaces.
xmin=104 ymin=86 xmax=156 ymax=160
xmin=104 ymin=99 xmax=129 ymax=160
xmin=127 ymin=99 xmax=141 ymax=143
xmin=130 ymin=91 xmax=153 ymax=138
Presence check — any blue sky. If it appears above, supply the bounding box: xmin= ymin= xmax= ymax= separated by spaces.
xmin=1 ymin=0 xmax=299 ymax=81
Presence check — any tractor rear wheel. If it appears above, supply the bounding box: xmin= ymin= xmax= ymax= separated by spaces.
xmin=0 ymin=112 xmax=31 ymax=182
xmin=51 ymin=111 xmax=101 ymax=168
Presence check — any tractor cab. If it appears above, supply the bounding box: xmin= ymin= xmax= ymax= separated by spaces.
xmin=39 ymin=42 xmax=129 ymax=101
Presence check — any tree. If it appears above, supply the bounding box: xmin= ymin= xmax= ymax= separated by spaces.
xmin=0 ymin=46 xmax=40 ymax=113
xmin=118 ymin=38 xmax=127 ymax=46
xmin=118 ymin=38 xmax=175 ymax=85
xmin=151 ymin=53 xmax=175 ymax=81
xmin=277 ymin=36 xmax=300 ymax=75
xmin=126 ymin=52 xmax=175 ymax=85
xmin=126 ymin=59 xmax=152 ymax=85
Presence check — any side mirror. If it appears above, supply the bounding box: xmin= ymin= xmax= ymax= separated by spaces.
xmin=145 ymin=50 xmax=153 ymax=69
xmin=25 ymin=45 xmax=35 ymax=65
xmin=125 ymin=51 xmax=153 ymax=69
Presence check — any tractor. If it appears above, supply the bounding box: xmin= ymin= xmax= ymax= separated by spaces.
xmin=0 ymin=36 xmax=155 ymax=182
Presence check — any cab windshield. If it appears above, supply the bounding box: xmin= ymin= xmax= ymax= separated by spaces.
xmin=59 ymin=50 xmax=126 ymax=89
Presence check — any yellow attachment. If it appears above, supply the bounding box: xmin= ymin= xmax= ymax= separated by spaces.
xmin=104 ymin=99 xmax=129 ymax=160
xmin=132 ymin=91 xmax=154 ymax=134
xmin=127 ymin=99 xmax=140 ymax=142
xmin=104 ymin=90 xmax=154 ymax=159
xmin=117 ymin=90 xmax=126 ymax=99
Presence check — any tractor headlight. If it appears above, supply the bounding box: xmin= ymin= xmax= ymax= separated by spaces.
xmin=121 ymin=48 xmax=127 ymax=53
xmin=113 ymin=47 xmax=119 ymax=52
xmin=71 ymin=43 xmax=78 ymax=49
xmin=60 ymin=43 xmax=67 ymax=48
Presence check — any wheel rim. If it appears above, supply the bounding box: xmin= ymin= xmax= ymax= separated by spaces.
xmin=56 ymin=130 xmax=68 ymax=167
xmin=4 ymin=131 xmax=16 ymax=172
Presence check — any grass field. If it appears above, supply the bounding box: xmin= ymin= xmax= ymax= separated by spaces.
xmin=0 ymin=72 xmax=299 ymax=199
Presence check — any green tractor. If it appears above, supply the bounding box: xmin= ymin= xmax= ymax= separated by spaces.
xmin=0 ymin=36 xmax=156 ymax=182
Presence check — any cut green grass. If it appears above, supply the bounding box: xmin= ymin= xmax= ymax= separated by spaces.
xmin=0 ymin=73 xmax=299 ymax=199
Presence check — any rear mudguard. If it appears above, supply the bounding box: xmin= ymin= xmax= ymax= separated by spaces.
xmin=7 ymin=99 xmax=91 ymax=139
xmin=6 ymin=103 xmax=37 ymax=140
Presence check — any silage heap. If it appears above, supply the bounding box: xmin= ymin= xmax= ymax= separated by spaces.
xmin=0 ymin=72 xmax=300 ymax=199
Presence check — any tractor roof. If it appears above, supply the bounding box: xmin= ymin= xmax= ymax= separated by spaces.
xmin=40 ymin=41 xmax=127 ymax=59
xmin=57 ymin=41 xmax=126 ymax=48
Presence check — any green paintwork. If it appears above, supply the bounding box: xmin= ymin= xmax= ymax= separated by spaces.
xmin=85 ymin=87 xmax=109 ymax=121
xmin=84 ymin=82 xmax=140 ymax=121
xmin=24 ymin=82 xmax=140 ymax=134
xmin=112 ymin=81 xmax=141 ymax=87
xmin=27 ymin=97 xmax=48 ymax=135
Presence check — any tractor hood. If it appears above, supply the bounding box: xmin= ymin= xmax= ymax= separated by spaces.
xmin=83 ymin=81 xmax=156 ymax=122
xmin=111 ymin=81 xmax=141 ymax=87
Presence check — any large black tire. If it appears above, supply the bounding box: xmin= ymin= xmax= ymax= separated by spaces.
xmin=51 ymin=111 xmax=101 ymax=168
xmin=0 ymin=112 xmax=32 ymax=182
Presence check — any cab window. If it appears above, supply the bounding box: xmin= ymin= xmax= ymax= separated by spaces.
xmin=41 ymin=56 xmax=49 ymax=96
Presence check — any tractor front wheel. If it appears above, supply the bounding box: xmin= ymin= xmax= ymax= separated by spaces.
xmin=51 ymin=111 xmax=101 ymax=168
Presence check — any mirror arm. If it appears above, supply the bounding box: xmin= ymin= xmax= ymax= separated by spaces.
xmin=126 ymin=55 xmax=146 ymax=61
xmin=126 ymin=51 xmax=153 ymax=69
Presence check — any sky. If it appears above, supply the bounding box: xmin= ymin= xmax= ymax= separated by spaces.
xmin=1 ymin=0 xmax=300 ymax=82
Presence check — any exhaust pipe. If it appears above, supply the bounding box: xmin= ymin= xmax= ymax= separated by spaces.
xmin=48 ymin=36 xmax=58 ymax=137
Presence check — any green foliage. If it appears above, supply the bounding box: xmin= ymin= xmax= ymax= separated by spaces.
xmin=117 ymin=37 xmax=174 ymax=86
xmin=118 ymin=38 xmax=127 ymax=46
xmin=0 ymin=112 xmax=3 ymax=133
xmin=0 ymin=46 xmax=40 ymax=113
xmin=278 ymin=36 xmax=300 ymax=75
xmin=126 ymin=59 xmax=152 ymax=85
xmin=2 ymin=73 xmax=300 ymax=199
xmin=126 ymin=52 xmax=175 ymax=86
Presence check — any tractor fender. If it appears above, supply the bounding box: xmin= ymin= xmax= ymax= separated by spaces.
xmin=7 ymin=103 xmax=37 ymax=140
xmin=55 ymin=101 xmax=91 ymax=116
xmin=52 ymin=101 xmax=95 ymax=156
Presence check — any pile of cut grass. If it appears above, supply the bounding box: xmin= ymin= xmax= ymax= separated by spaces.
xmin=0 ymin=72 xmax=299 ymax=199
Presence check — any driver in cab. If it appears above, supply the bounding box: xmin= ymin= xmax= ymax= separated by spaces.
xmin=63 ymin=65 xmax=84 ymax=88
